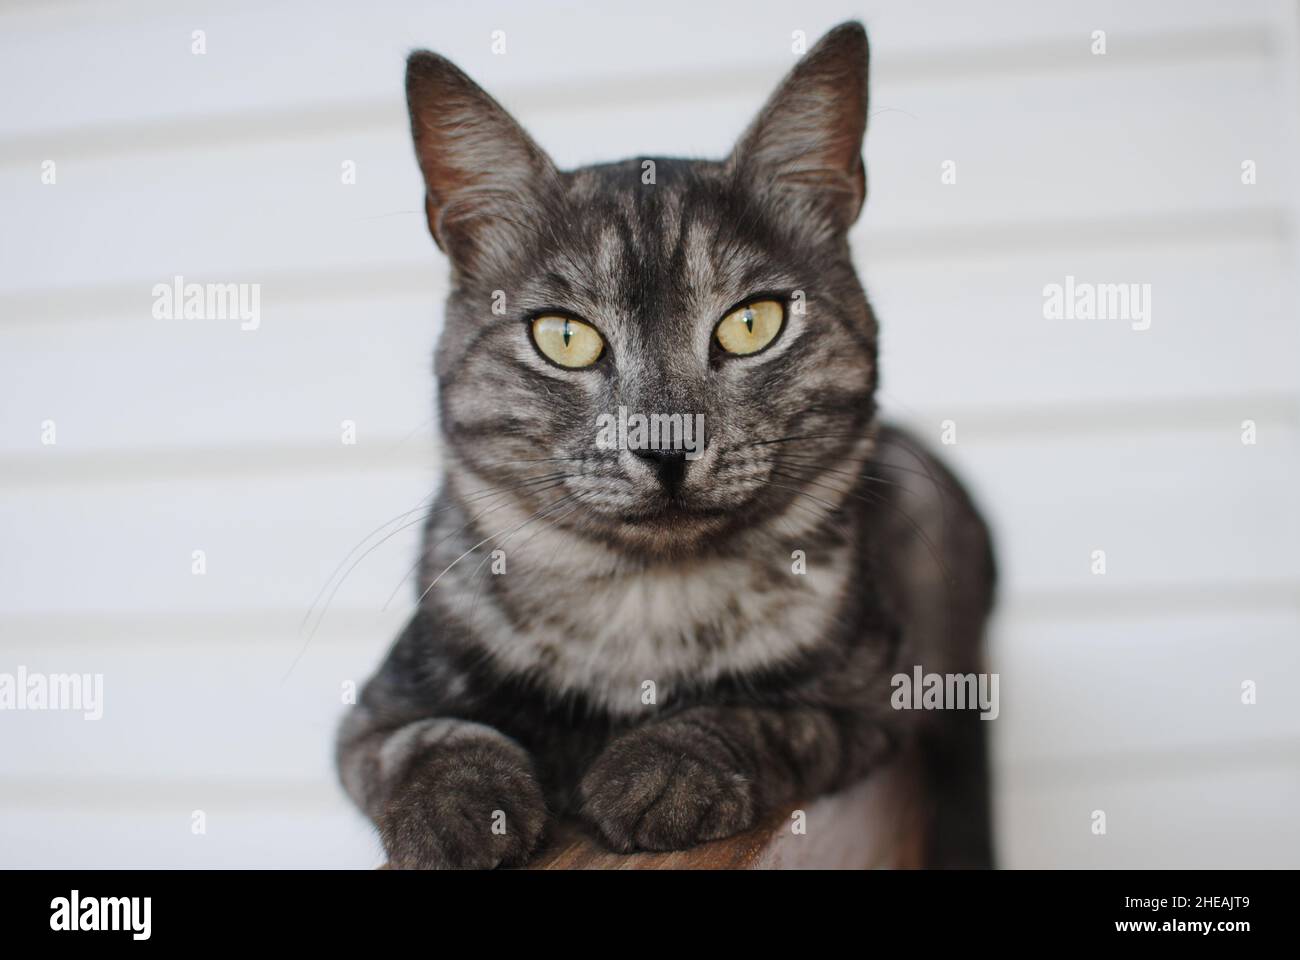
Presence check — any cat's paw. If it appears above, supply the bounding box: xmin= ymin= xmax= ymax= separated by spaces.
xmin=378 ymin=732 xmax=547 ymax=869
xmin=580 ymin=722 xmax=757 ymax=852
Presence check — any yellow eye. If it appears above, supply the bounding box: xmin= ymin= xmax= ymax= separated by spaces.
xmin=531 ymin=314 xmax=604 ymax=368
xmin=715 ymin=300 xmax=784 ymax=356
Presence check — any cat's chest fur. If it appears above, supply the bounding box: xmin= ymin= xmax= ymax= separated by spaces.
xmin=426 ymin=511 xmax=853 ymax=715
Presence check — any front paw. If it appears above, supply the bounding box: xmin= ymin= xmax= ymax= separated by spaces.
xmin=379 ymin=732 xmax=547 ymax=869
xmin=580 ymin=722 xmax=757 ymax=852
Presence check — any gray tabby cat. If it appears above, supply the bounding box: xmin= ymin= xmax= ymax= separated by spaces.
xmin=337 ymin=21 xmax=996 ymax=869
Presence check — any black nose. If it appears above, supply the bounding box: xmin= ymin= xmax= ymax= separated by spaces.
xmin=632 ymin=447 xmax=689 ymax=493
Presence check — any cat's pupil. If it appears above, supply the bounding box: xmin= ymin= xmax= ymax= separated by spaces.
xmin=743 ymin=309 xmax=754 ymax=333
xmin=562 ymin=319 xmax=572 ymax=347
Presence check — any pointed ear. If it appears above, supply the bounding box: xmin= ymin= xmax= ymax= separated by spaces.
xmin=728 ymin=22 xmax=869 ymax=234
xmin=405 ymin=52 xmax=559 ymax=275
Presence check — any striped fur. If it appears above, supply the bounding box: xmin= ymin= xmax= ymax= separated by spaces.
xmin=337 ymin=22 xmax=996 ymax=868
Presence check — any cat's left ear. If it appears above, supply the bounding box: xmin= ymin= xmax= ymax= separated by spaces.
xmin=406 ymin=51 xmax=559 ymax=276
xmin=728 ymin=22 xmax=869 ymax=233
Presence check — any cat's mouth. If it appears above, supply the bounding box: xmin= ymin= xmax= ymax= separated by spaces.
xmin=618 ymin=502 xmax=730 ymax=525
xmin=604 ymin=499 xmax=739 ymax=558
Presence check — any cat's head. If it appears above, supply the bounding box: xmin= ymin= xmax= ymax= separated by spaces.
xmin=408 ymin=22 xmax=878 ymax=559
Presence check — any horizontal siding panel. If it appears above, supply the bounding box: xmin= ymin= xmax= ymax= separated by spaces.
xmin=0 ymin=0 xmax=1279 ymax=140
xmin=996 ymin=759 xmax=1300 ymax=867
xmin=0 ymin=639 xmax=394 ymax=783
xmin=990 ymin=610 xmax=1300 ymax=765
xmin=0 ymin=803 xmax=380 ymax=868
xmin=0 ymin=59 xmax=1286 ymax=296
xmin=0 ymin=469 xmax=438 ymax=616
xmin=867 ymin=242 xmax=1298 ymax=410
xmin=0 ymin=294 xmax=442 ymax=457
xmin=946 ymin=426 xmax=1300 ymax=594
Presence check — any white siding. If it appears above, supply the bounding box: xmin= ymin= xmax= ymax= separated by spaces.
xmin=1 ymin=0 xmax=1297 ymax=867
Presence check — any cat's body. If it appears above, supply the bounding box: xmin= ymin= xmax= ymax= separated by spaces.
xmin=337 ymin=23 xmax=996 ymax=869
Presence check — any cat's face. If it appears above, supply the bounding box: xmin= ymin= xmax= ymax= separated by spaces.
xmin=409 ymin=24 xmax=878 ymax=558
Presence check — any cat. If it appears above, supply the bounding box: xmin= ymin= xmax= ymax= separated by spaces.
xmin=336 ymin=21 xmax=996 ymax=869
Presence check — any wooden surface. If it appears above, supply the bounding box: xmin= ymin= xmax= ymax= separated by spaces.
xmin=527 ymin=763 xmax=924 ymax=870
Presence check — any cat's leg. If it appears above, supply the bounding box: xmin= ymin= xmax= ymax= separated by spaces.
xmin=338 ymin=705 xmax=547 ymax=869
xmin=336 ymin=612 xmax=550 ymax=868
xmin=579 ymin=704 xmax=891 ymax=852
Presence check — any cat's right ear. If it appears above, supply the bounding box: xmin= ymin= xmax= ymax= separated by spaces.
xmin=406 ymin=52 xmax=559 ymax=275
xmin=727 ymin=22 xmax=870 ymax=236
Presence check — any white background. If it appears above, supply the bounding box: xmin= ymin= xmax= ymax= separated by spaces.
xmin=1 ymin=0 xmax=1298 ymax=867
